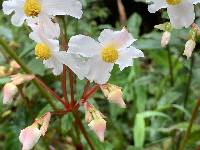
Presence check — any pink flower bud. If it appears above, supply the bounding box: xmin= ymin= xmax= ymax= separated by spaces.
xmin=10 ymin=60 xmax=20 ymax=69
xmin=183 ymin=39 xmax=196 ymax=59
xmin=3 ymin=83 xmax=18 ymax=104
xmin=101 ymin=84 xmax=126 ymax=108
xmin=19 ymin=125 xmax=42 ymax=150
xmin=19 ymin=112 xmax=51 ymax=150
xmin=88 ymin=118 xmax=106 ymax=142
xmin=11 ymin=74 xmax=35 ymax=85
xmin=161 ymin=31 xmax=171 ymax=48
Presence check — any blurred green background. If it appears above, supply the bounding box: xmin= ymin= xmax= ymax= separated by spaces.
xmin=1 ymin=0 xmax=200 ymax=149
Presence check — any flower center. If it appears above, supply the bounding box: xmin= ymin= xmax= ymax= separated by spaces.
xmin=35 ymin=43 xmax=51 ymax=60
xmin=101 ymin=46 xmax=119 ymax=63
xmin=24 ymin=0 xmax=41 ymax=17
xmin=166 ymin=0 xmax=181 ymax=5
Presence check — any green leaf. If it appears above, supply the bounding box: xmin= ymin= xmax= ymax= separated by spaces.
xmin=127 ymin=13 xmax=142 ymax=38
xmin=141 ymin=111 xmax=172 ymax=120
xmin=133 ymin=114 xmax=145 ymax=148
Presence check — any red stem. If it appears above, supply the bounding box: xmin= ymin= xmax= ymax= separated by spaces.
xmin=34 ymin=77 xmax=68 ymax=110
xmin=61 ymin=65 xmax=69 ymax=105
xmin=69 ymin=69 xmax=75 ymax=104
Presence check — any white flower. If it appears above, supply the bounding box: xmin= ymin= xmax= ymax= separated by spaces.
xmin=183 ymin=39 xmax=196 ymax=59
xmin=147 ymin=0 xmax=200 ymax=28
xmin=30 ymin=27 xmax=87 ymax=78
xmin=2 ymin=0 xmax=83 ymax=26
xmin=68 ymin=28 xmax=144 ymax=84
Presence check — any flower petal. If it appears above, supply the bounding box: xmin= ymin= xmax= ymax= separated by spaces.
xmin=85 ymin=56 xmax=114 ymax=84
xmin=148 ymin=0 xmax=167 ymax=13
xmin=41 ymin=0 xmax=83 ymax=19
xmin=11 ymin=10 xmax=26 ymax=26
xmin=2 ymin=0 xmax=17 ymax=15
xmin=68 ymin=35 xmax=102 ymax=57
xmin=98 ymin=28 xmax=135 ymax=49
xmin=167 ymin=0 xmax=195 ymax=28
xmin=116 ymin=46 xmax=144 ymax=71
xmin=56 ymin=52 xmax=89 ymax=80
xmin=43 ymin=56 xmax=63 ymax=75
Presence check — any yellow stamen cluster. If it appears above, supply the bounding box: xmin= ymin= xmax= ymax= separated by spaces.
xmin=101 ymin=46 xmax=119 ymax=63
xmin=24 ymin=0 xmax=41 ymax=17
xmin=166 ymin=0 xmax=181 ymax=5
xmin=35 ymin=43 xmax=51 ymax=60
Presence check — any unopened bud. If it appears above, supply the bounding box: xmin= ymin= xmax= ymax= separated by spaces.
xmin=88 ymin=118 xmax=106 ymax=142
xmin=11 ymin=74 xmax=35 ymax=85
xmin=183 ymin=39 xmax=196 ymax=59
xmin=19 ymin=124 xmax=42 ymax=150
xmin=100 ymin=84 xmax=126 ymax=108
xmin=3 ymin=83 xmax=18 ymax=104
xmin=161 ymin=31 xmax=171 ymax=48
xmin=19 ymin=112 xmax=51 ymax=150
xmin=10 ymin=60 xmax=20 ymax=69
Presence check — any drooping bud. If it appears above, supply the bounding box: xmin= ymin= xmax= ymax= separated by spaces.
xmin=9 ymin=60 xmax=20 ymax=70
xmin=161 ymin=31 xmax=171 ymax=48
xmin=11 ymin=74 xmax=35 ymax=85
xmin=19 ymin=112 xmax=51 ymax=150
xmin=3 ymin=83 xmax=18 ymax=104
xmin=183 ymin=39 xmax=196 ymax=59
xmin=84 ymin=103 xmax=106 ymax=141
xmin=88 ymin=118 xmax=106 ymax=142
xmin=100 ymin=84 xmax=126 ymax=108
xmin=155 ymin=22 xmax=172 ymax=48
xmin=19 ymin=124 xmax=42 ymax=150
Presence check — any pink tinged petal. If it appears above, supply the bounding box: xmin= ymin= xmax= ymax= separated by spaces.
xmin=19 ymin=126 xmax=42 ymax=150
xmin=116 ymin=46 xmax=144 ymax=71
xmin=148 ymin=0 xmax=167 ymax=13
xmin=88 ymin=119 xmax=106 ymax=142
xmin=68 ymin=35 xmax=102 ymax=57
xmin=85 ymin=56 xmax=114 ymax=84
xmin=167 ymin=1 xmax=195 ymax=28
xmin=108 ymin=89 xmax=126 ymax=108
xmin=3 ymin=83 xmax=18 ymax=104
xmin=40 ymin=112 xmax=51 ymax=136
xmin=98 ymin=28 xmax=135 ymax=49
xmin=41 ymin=0 xmax=83 ymax=19
xmin=55 ymin=52 xmax=89 ymax=80
xmin=183 ymin=39 xmax=196 ymax=59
